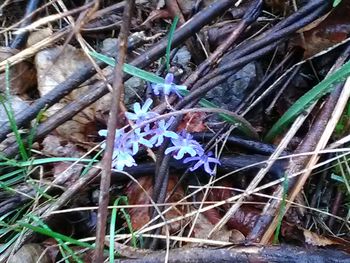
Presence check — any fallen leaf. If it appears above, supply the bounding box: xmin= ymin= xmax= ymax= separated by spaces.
xmin=124 ymin=175 xmax=187 ymax=234
xmin=294 ymin=1 xmax=350 ymax=57
xmin=282 ymin=222 xmax=350 ymax=253
xmin=26 ymin=28 xmax=53 ymax=48
xmin=177 ymin=112 xmax=207 ymax=132
xmin=41 ymin=134 xmax=84 ymax=185
xmin=35 ymin=44 xmax=112 ymax=145
xmin=204 ymin=182 xmax=262 ymax=236
xmin=0 ymin=47 xmax=36 ymax=96
xmin=190 ymin=209 xmax=231 ymax=244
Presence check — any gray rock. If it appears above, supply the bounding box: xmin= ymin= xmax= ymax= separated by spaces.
xmin=124 ymin=77 xmax=146 ymax=107
xmin=206 ymin=62 xmax=257 ymax=112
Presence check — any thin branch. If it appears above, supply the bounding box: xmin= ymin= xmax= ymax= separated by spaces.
xmin=94 ymin=0 xmax=134 ymax=261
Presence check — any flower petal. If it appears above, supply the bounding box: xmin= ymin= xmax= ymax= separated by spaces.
xmin=125 ymin=112 xmax=138 ymax=120
xmin=192 ymin=160 xmax=204 ymax=171
xmin=183 ymin=156 xmax=199 ymax=163
xmin=165 ymin=146 xmax=177 ymax=155
xmin=165 ymin=73 xmax=174 ymax=84
xmin=163 ymin=84 xmax=172 ymax=96
xmin=154 ymin=136 xmax=164 ymax=147
xmin=163 ymin=130 xmax=178 ymax=139
xmin=143 ymin=98 xmax=153 ymax=111
xmin=98 ymin=129 xmax=108 ymax=137
xmin=133 ymin=102 xmax=141 ymax=113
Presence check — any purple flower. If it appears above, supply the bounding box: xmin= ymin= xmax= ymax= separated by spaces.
xmin=98 ymin=128 xmax=136 ymax=170
xmin=126 ymin=128 xmax=153 ymax=155
xmin=152 ymin=73 xmax=187 ymax=97
xmin=125 ymin=98 xmax=158 ymax=124
xmin=98 ymin=128 xmax=125 ymax=154
xmin=165 ymin=130 xmax=204 ymax=160
xmin=149 ymin=117 xmax=179 ymax=147
xmin=112 ymin=151 xmax=136 ymax=171
xmin=183 ymin=152 xmax=221 ymax=175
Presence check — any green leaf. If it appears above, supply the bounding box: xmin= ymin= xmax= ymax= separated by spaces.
xmin=331 ymin=173 xmax=344 ymax=183
xmin=166 ymin=16 xmax=179 ymax=71
xmin=2 ymin=63 xmax=28 ymax=160
xmin=0 ymin=157 xmax=96 ymax=168
xmin=19 ymin=222 xmax=94 ymax=249
xmin=28 ymin=215 xmax=84 ymax=263
xmin=265 ymin=59 xmax=350 ymax=141
xmin=109 ymin=196 xmax=136 ymax=262
xmin=89 ymin=51 xmax=164 ymax=84
xmin=333 ymin=0 xmax=342 ymax=7
xmin=124 ymin=63 xmax=164 ymax=84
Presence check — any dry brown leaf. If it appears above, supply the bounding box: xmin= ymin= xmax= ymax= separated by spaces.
xmin=125 ymin=175 xmax=187 ymax=234
xmin=205 ymin=183 xmax=262 ymax=236
xmin=35 ymin=45 xmax=111 ymax=145
xmin=294 ymin=1 xmax=350 ymax=58
xmin=282 ymin=222 xmax=350 ymax=253
xmin=303 ymin=229 xmax=341 ymax=247
xmin=26 ymin=28 xmax=53 ymax=48
xmin=178 ymin=112 xmax=207 ymax=133
xmin=41 ymin=134 xmax=84 ymax=184
xmin=0 ymin=47 xmax=36 ymax=96
xmin=42 ymin=134 xmax=83 ymax=158
xmin=190 ymin=209 xmax=231 ymax=245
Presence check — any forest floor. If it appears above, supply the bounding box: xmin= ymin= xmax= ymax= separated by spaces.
xmin=0 ymin=0 xmax=350 ymax=262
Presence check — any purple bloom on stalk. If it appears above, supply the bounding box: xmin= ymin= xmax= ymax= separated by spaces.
xmin=127 ymin=128 xmax=153 ymax=155
xmin=149 ymin=117 xmax=179 ymax=147
xmin=112 ymin=151 xmax=136 ymax=171
xmin=98 ymin=128 xmax=125 ymax=154
xmin=165 ymin=130 xmax=204 ymax=160
xmin=183 ymin=152 xmax=221 ymax=175
xmin=98 ymin=128 xmax=136 ymax=170
xmin=125 ymin=98 xmax=158 ymax=124
xmin=152 ymin=73 xmax=187 ymax=97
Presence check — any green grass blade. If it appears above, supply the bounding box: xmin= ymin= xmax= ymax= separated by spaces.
xmin=18 ymin=222 xmax=94 ymax=249
xmin=121 ymin=206 xmax=137 ymax=248
xmin=28 ymin=215 xmax=83 ymax=263
xmin=109 ymin=196 xmax=136 ymax=262
xmin=0 ymin=168 xmax=25 ymax=181
xmin=2 ymin=63 xmax=28 ymax=160
xmin=265 ymin=60 xmax=350 ymax=141
xmin=27 ymin=108 xmax=46 ymax=153
xmin=166 ymin=16 xmax=179 ymax=71
xmin=81 ymin=149 xmax=103 ymax=176
xmin=27 ymin=181 xmax=55 ymax=201
xmin=89 ymin=51 xmax=164 ymax=84
xmin=333 ymin=0 xmax=342 ymax=7
xmin=109 ymin=199 xmax=119 ymax=262
xmin=0 ymin=173 xmax=24 ymax=187
xmin=273 ymin=173 xmax=288 ymax=244
xmin=0 ymin=157 xmax=97 ymax=168
xmin=124 ymin=63 xmax=164 ymax=84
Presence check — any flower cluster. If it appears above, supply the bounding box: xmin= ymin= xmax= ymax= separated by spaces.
xmin=98 ymin=75 xmax=220 ymax=175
